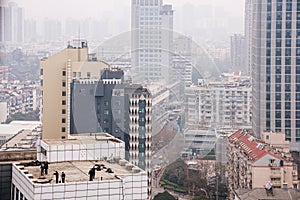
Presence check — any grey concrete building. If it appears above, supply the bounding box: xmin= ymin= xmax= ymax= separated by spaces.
xmin=252 ymin=0 xmax=300 ymax=151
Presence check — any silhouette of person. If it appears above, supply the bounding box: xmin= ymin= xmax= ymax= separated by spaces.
xmin=61 ymin=172 xmax=66 ymax=183
xmin=44 ymin=162 xmax=49 ymax=175
xmin=54 ymin=171 xmax=59 ymax=183
xmin=40 ymin=162 xmax=44 ymax=176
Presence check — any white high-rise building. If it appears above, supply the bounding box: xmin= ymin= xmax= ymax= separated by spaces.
xmin=252 ymin=0 xmax=300 ymax=151
xmin=245 ymin=0 xmax=254 ymax=76
xmin=131 ymin=0 xmax=173 ymax=83
xmin=0 ymin=2 xmax=24 ymax=43
xmin=230 ymin=34 xmax=246 ymax=73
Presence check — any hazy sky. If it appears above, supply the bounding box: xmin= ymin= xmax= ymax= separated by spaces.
xmin=12 ymin=0 xmax=245 ymax=40
xmin=16 ymin=0 xmax=244 ymax=19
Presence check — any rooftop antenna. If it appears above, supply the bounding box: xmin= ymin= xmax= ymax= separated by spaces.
xmin=78 ymin=24 xmax=81 ymax=61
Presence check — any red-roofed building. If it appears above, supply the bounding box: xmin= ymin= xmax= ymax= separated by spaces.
xmin=226 ymin=129 xmax=299 ymax=199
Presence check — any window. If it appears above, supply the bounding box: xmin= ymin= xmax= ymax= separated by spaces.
xmin=62 ymin=71 xmax=66 ymax=76
xmin=286 ymin=75 xmax=291 ymax=83
xmin=286 ymin=93 xmax=291 ymax=100
xmin=285 ymin=58 xmax=291 ymax=65
xmin=286 ymin=39 xmax=291 ymax=47
xmin=286 ymin=3 xmax=292 ymax=11
xmin=285 ymin=120 xmax=291 ymax=128
xmin=275 ymin=93 xmax=281 ymax=100
xmin=285 ymin=102 xmax=291 ymax=110
xmin=276 ymin=111 xmax=281 ymax=118
xmin=62 ymin=118 xmax=66 ymax=123
xmin=276 ymin=48 xmax=281 ymax=56
xmin=286 ymin=48 xmax=291 ymax=56
xmin=62 ymin=100 xmax=66 ymax=105
xmin=286 ymin=12 xmax=292 ymax=20
xmin=276 ymin=84 xmax=281 ymax=92
xmin=296 ymin=130 xmax=300 ymax=137
xmin=62 ymin=109 xmax=66 ymax=114
xmin=276 ymin=102 xmax=281 ymax=109
xmin=297 ymin=93 xmax=300 ymax=100
xmin=286 ymin=84 xmax=291 ymax=92
xmin=62 ymin=91 xmax=66 ymax=96
xmin=40 ymin=69 xmax=43 ymax=75
xmin=276 ymin=120 xmax=281 ymax=128
xmin=104 ymin=109 xmax=109 ymax=115
xmin=297 ymin=102 xmax=300 ymax=109
xmin=77 ymin=72 xmax=81 ymax=77
xmin=285 ymin=30 xmax=292 ymax=38
xmin=87 ymin=72 xmax=91 ymax=78
xmin=115 ymin=100 xmax=121 ymax=106
xmin=276 ymin=57 xmax=281 ymax=66
xmin=104 ymin=100 xmax=109 ymax=106
xmin=285 ymin=111 xmax=291 ymax=119
xmin=62 ymin=127 xmax=66 ymax=132
xmin=297 ymin=120 xmax=300 ymax=128
xmin=285 ymin=66 xmax=291 ymax=74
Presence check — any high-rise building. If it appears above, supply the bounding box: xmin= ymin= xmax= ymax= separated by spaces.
xmin=43 ymin=19 xmax=62 ymax=42
xmin=41 ymin=41 xmax=153 ymax=195
xmin=0 ymin=2 xmax=24 ymax=43
xmin=245 ymin=0 xmax=254 ymax=76
xmin=252 ymin=0 xmax=300 ymax=151
xmin=24 ymin=19 xmax=37 ymax=43
xmin=173 ymin=36 xmax=193 ymax=86
xmin=40 ymin=40 xmax=108 ymax=140
xmin=131 ymin=0 xmax=173 ymax=83
xmin=230 ymin=34 xmax=246 ymax=73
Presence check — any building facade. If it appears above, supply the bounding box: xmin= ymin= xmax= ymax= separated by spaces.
xmin=245 ymin=0 xmax=254 ymax=76
xmin=227 ymin=130 xmax=299 ymax=198
xmin=40 ymin=40 xmax=108 ymax=140
xmin=230 ymin=34 xmax=246 ymax=73
xmin=252 ymin=0 xmax=300 ymax=151
xmin=131 ymin=0 xmax=173 ymax=83
xmin=185 ymin=81 xmax=252 ymax=130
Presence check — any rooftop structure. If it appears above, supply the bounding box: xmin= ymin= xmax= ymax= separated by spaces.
xmin=0 ymin=121 xmax=41 ymax=147
xmin=9 ymin=133 xmax=148 ymax=200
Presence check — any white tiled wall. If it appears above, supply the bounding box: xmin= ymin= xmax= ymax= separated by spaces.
xmin=11 ymin=163 xmax=148 ymax=200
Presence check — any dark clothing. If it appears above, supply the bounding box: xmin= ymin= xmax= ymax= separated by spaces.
xmin=61 ymin=172 xmax=65 ymax=183
xmin=40 ymin=163 xmax=44 ymax=176
xmin=89 ymin=169 xmax=93 ymax=181
xmin=44 ymin=162 xmax=49 ymax=175
xmin=54 ymin=171 xmax=59 ymax=183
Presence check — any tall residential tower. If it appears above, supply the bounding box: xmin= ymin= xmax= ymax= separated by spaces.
xmin=131 ymin=0 xmax=173 ymax=83
xmin=252 ymin=0 xmax=300 ymax=151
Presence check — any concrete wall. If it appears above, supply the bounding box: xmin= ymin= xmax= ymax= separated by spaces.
xmin=37 ymin=140 xmax=125 ymax=163
xmin=0 ymin=101 xmax=8 ymax=123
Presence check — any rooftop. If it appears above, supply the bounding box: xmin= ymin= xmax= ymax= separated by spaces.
xmin=19 ymin=159 xmax=143 ymax=184
xmin=235 ymin=188 xmax=300 ymax=200
xmin=0 ymin=121 xmax=41 ymax=136
xmin=229 ymin=130 xmax=281 ymax=162
xmin=42 ymin=133 xmax=123 ymax=146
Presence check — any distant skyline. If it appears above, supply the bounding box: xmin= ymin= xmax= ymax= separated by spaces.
xmin=1 ymin=0 xmax=245 ymax=41
xmin=12 ymin=0 xmax=244 ymax=20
